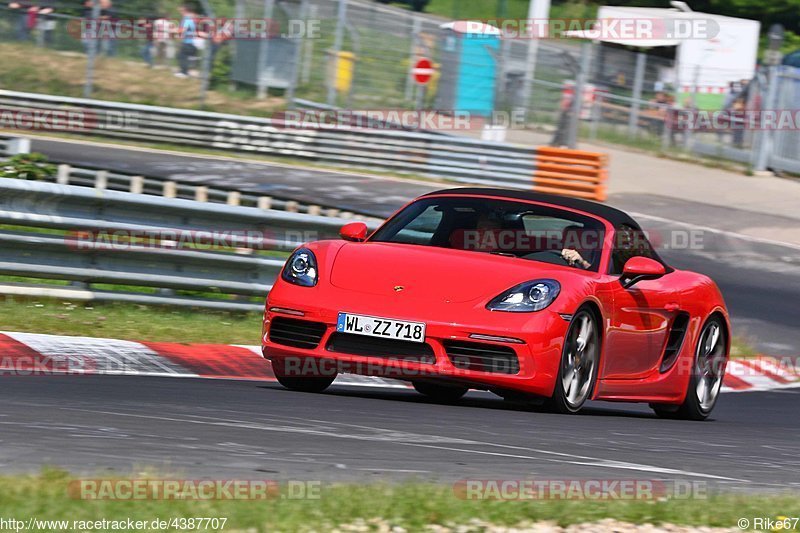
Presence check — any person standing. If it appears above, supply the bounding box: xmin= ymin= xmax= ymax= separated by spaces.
xmin=175 ymin=3 xmax=197 ymax=78
xmin=152 ymin=14 xmax=176 ymax=67
xmin=8 ymin=1 xmax=35 ymax=41
xmin=139 ymin=16 xmax=154 ymax=67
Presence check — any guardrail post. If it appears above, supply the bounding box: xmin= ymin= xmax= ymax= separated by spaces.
xmin=226 ymin=191 xmax=241 ymax=206
xmin=195 ymin=186 xmax=209 ymax=202
xmin=56 ymin=164 xmax=71 ymax=185
xmin=7 ymin=137 xmax=31 ymax=155
xmin=130 ymin=176 xmax=144 ymax=194
xmin=94 ymin=170 xmax=108 ymax=191
xmin=257 ymin=196 xmax=272 ymax=210
xmin=163 ymin=181 xmax=177 ymax=198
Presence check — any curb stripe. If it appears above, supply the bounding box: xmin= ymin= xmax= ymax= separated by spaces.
xmin=1 ymin=331 xmax=797 ymax=394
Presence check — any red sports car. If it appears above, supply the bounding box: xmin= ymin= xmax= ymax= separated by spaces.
xmin=262 ymin=188 xmax=730 ymax=420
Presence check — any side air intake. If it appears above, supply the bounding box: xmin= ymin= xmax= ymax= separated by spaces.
xmin=660 ymin=312 xmax=690 ymax=372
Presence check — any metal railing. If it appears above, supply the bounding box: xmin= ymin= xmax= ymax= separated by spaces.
xmin=0 ymin=177 xmax=377 ymax=311
xmin=0 ymin=134 xmax=30 ymax=156
xmin=31 ymin=160 xmax=375 ymax=220
xmin=0 ymin=90 xmax=540 ymax=188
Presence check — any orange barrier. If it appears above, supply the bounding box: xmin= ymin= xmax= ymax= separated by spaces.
xmin=533 ymin=147 xmax=608 ymax=202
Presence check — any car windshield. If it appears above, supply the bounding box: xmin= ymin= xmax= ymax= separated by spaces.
xmin=369 ymin=196 xmax=606 ymax=271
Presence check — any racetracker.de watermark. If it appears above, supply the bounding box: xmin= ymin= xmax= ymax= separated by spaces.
xmin=456 ymin=18 xmax=720 ymax=40
xmin=68 ymin=479 xmax=321 ymax=500
xmin=274 ymin=109 xmax=527 ymax=132
xmin=68 ymin=17 xmax=320 ymax=40
xmin=65 ymin=229 xmax=320 ymax=252
xmin=0 ymin=107 xmax=137 ymax=131
xmin=453 ymin=479 xmax=708 ymax=500
xmin=670 ymin=109 xmax=800 ymax=131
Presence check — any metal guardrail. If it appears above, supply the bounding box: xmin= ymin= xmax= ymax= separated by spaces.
xmin=0 ymin=90 xmax=540 ymax=187
xmin=0 ymin=134 xmax=30 ymax=156
xmin=0 ymin=178 xmax=377 ymax=311
xmin=41 ymin=161 xmax=374 ymax=220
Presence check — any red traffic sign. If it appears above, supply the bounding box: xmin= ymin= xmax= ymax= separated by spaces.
xmin=412 ymin=57 xmax=434 ymax=85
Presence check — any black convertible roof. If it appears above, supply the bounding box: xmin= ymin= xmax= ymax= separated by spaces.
xmin=420 ymin=188 xmax=640 ymax=229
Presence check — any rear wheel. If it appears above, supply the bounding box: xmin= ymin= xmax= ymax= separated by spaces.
xmin=545 ymin=307 xmax=600 ymax=414
xmin=412 ymin=381 xmax=468 ymax=402
xmin=271 ymin=357 xmax=337 ymax=393
xmin=652 ymin=316 xmax=727 ymax=421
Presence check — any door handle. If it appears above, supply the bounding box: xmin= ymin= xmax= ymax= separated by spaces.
xmin=664 ymin=303 xmax=680 ymax=312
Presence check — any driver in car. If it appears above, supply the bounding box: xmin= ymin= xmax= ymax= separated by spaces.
xmin=560 ymin=225 xmax=592 ymax=269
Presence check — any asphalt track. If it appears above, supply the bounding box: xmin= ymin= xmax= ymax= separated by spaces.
xmin=5 ymin=137 xmax=798 ymax=486
xmin=1 ymin=375 xmax=798 ymax=490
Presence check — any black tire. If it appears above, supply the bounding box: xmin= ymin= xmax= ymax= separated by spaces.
xmin=545 ymin=306 xmax=600 ymax=414
xmin=412 ymin=381 xmax=468 ymax=402
xmin=271 ymin=357 xmax=337 ymax=393
xmin=652 ymin=316 xmax=727 ymax=421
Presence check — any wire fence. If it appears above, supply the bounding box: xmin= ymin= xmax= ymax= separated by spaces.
xmin=1 ymin=1 xmax=797 ymax=173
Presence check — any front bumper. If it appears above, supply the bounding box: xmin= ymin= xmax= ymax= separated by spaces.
xmin=262 ymin=290 xmax=568 ymax=396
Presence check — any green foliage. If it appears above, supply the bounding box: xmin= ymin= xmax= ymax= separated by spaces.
xmin=0 ymin=152 xmax=56 ymax=181
xmin=210 ymin=42 xmax=232 ymax=89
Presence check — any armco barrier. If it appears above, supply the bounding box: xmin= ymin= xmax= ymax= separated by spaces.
xmin=0 ymin=134 xmax=30 ymax=156
xmin=0 ymin=90 xmax=609 ymax=201
xmin=533 ymin=147 xmax=608 ymax=201
xmin=0 ymin=178 xmax=377 ymax=311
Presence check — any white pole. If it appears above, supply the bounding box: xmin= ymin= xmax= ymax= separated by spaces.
xmin=519 ymin=0 xmax=551 ymax=119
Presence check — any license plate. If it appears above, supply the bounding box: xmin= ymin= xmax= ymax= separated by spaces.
xmin=336 ymin=313 xmax=426 ymax=343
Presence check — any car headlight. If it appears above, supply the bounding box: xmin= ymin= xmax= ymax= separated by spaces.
xmin=282 ymin=248 xmax=318 ymax=287
xmin=486 ymin=279 xmax=561 ymax=312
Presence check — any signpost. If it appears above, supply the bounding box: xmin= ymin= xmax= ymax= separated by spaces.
xmin=411 ymin=57 xmax=434 ymax=110
xmin=412 ymin=57 xmax=434 ymax=85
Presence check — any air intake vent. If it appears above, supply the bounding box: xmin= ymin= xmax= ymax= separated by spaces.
xmin=660 ymin=312 xmax=690 ymax=372
xmin=326 ymin=333 xmax=435 ymax=363
xmin=444 ymin=341 xmax=520 ymax=374
xmin=268 ymin=317 xmax=327 ymax=349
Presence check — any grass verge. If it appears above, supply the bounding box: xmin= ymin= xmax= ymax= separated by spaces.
xmin=0 ymin=296 xmax=261 ymax=345
xmin=0 ymin=470 xmax=797 ymax=531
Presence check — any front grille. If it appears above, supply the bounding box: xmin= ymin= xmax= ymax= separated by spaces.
xmin=326 ymin=333 xmax=435 ymax=363
xmin=444 ymin=340 xmax=520 ymax=374
xmin=268 ymin=317 xmax=327 ymax=349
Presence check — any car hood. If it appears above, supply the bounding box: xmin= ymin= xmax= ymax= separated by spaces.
xmin=329 ymin=242 xmax=573 ymax=303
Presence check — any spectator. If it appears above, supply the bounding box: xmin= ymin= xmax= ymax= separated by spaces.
xmin=152 ymin=15 xmax=176 ymax=67
xmin=83 ymin=0 xmax=115 ymax=55
xmin=138 ymin=16 xmax=154 ymax=67
xmin=8 ymin=1 xmax=35 ymax=41
xmin=35 ymin=0 xmax=54 ymax=47
xmin=176 ymin=3 xmax=198 ymax=78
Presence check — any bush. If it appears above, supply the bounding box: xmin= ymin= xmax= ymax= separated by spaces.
xmin=0 ymin=152 xmax=57 ymax=180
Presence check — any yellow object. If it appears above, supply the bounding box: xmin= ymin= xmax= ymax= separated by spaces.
xmin=328 ymin=50 xmax=355 ymax=94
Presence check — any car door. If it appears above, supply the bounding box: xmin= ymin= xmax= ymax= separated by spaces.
xmin=601 ymin=225 xmax=681 ymax=379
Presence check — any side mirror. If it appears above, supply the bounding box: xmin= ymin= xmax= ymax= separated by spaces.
xmin=340 ymin=221 xmax=368 ymax=242
xmin=621 ymin=257 xmax=666 ymax=289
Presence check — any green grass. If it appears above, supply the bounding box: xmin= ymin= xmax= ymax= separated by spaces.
xmin=0 ymin=470 xmax=797 ymax=531
xmin=0 ymin=296 xmax=261 ymax=344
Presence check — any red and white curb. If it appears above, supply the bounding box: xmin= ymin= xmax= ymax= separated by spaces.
xmin=1 ymin=331 xmax=798 ymax=393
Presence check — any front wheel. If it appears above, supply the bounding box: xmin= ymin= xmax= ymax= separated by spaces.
xmin=652 ymin=316 xmax=727 ymax=421
xmin=271 ymin=357 xmax=337 ymax=393
xmin=545 ymin=307 xmax=600 ymax=414
xmin=412 ymin=381 xmax=468 ymax=402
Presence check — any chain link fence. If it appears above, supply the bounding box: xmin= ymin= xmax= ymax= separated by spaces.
xmin=2 ymin=0 xmax=799 ymax=174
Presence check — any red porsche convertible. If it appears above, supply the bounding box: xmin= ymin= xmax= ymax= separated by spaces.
xmin=262 ymin=188 xmax=730 ymax=420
